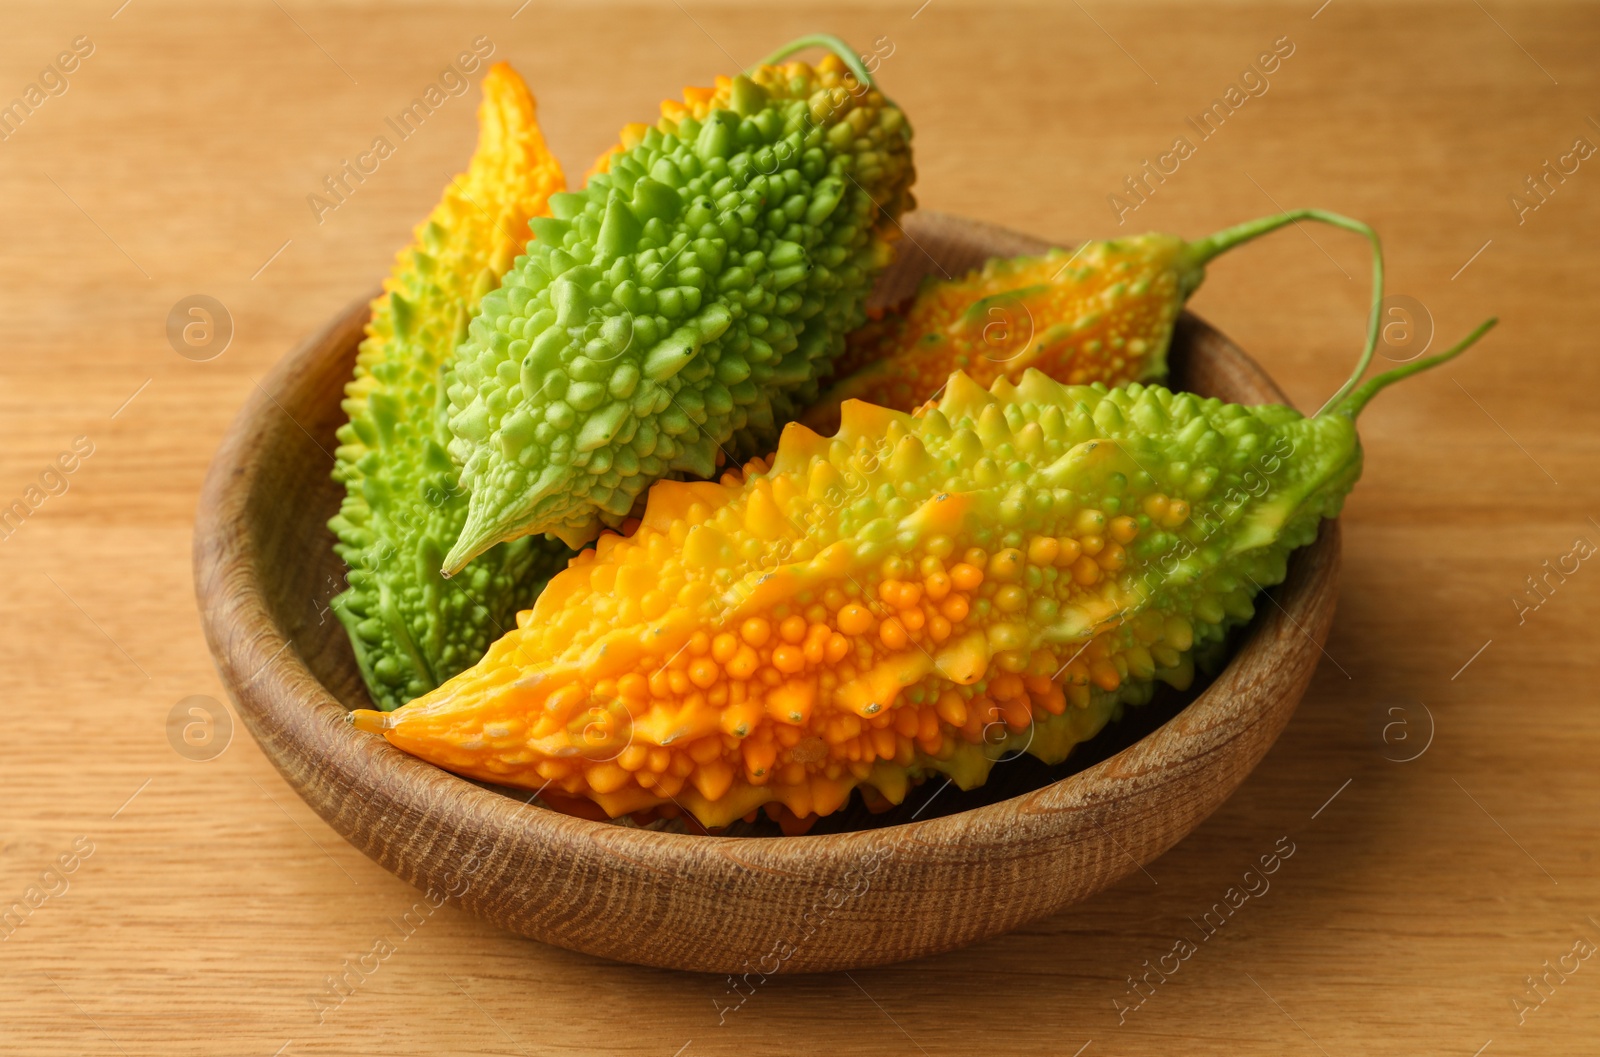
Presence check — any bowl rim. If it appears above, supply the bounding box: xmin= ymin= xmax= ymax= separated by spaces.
xmin=192 ymin=209 xmax=1340 ymax=972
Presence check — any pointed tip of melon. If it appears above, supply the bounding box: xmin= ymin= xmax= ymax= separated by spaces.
xmin=443 ymin=463 xmax=571 ymax=574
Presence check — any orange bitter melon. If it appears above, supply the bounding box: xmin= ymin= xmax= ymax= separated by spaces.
xmin=352 ymin=313 xmax=1495 ymax=827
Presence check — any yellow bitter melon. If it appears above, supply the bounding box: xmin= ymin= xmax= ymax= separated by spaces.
xmin=353 ymin=316 xmax=1495 ymax=825
xmin=329 ymin=64 xmax=571 ymax=710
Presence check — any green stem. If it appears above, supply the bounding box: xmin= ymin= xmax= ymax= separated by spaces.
xmin=1336 ymin=317 xmax=1497 ymax=419
xmin=757 ymin=33 xmax=875 ymax=90
xmin=1183 ymin=209 xmax=1373 ymax=269
xmin=1184 ymin=209 xmax=1384 ymax=416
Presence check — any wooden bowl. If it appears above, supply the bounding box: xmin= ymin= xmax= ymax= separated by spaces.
xmin=194 ymin=211 xmax=1339 ymax=974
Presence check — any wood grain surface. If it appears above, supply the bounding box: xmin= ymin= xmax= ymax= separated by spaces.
xmin=191 ymin=209 xmax=1340 ymax=975
xmin=2 ymin=1 xmax=1596 ymax=1053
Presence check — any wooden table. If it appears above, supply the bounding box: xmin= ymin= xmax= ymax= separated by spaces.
xmin=3 ymin=2 xmax=1596 ymax=1053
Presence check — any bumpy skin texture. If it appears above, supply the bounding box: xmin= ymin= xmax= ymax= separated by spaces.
xmin=356 ymin=368 xmax=1360 ymax=827
xmin=441 ymin=55 xmax=915 ymax=564
xmin=329 ymin=64 xmax=572 ymax=712
xmin=806 ymin=235 xmax=1200 ymax=432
